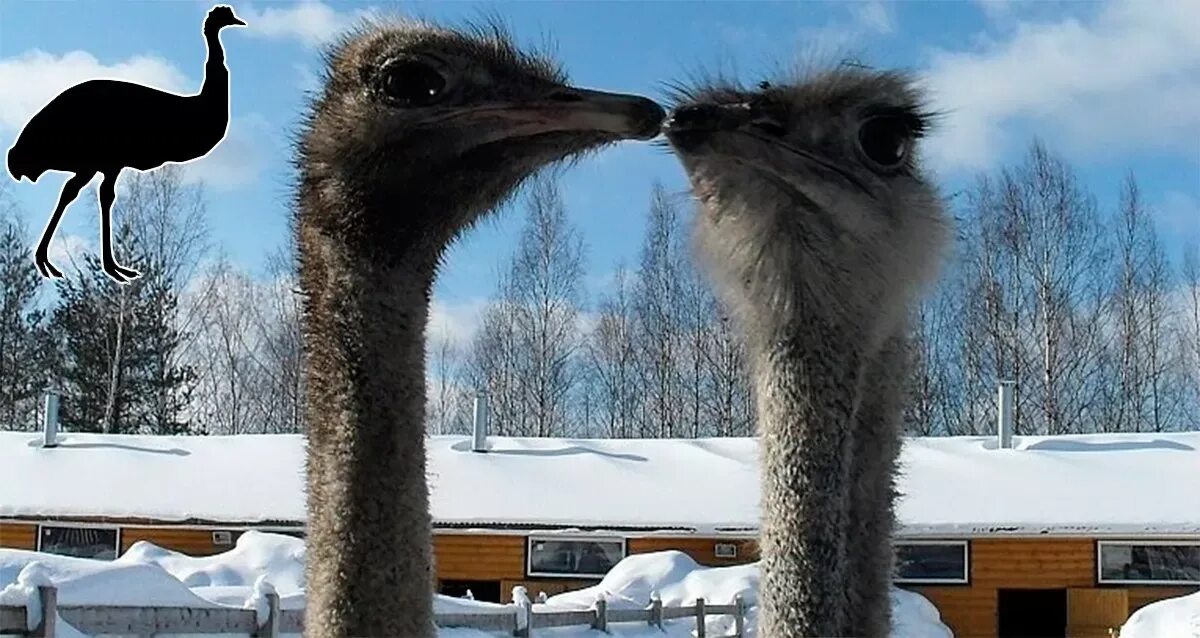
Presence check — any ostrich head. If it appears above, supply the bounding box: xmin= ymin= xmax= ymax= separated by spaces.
xmin=663 ymin=68 xmax=949 ymax=346
xmin=297 ymin=21 xmax=664 ymax=270
xmin=204 ymin=5 xmax=246 ymax=32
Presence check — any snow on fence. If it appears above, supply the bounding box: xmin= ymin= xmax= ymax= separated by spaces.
xmin=0 ymin=586 xmax=748 ymax=637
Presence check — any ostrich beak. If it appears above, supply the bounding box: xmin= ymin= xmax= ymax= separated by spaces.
xmin=483 ymin=88 xmax=666 ymax=142
xmin=231 ymin=16 xmax=247 ymax=27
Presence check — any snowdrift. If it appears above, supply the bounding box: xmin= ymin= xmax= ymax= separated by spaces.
xmin=1119 ymin=590 xmax=1200 ymax=638
xmin=1 ymin=532 xmax=953 ymax=637
xmin=543 ymin=550 xmax=951 ymax=638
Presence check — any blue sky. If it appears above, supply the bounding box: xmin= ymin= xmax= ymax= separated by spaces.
xmin=1 ymin=0 xmax=1196 ymax=339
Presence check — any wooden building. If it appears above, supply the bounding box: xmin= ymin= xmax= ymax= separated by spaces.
xmin=2 ymin=428 xmax=1198 ymax=638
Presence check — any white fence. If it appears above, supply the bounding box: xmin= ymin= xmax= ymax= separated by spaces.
xmin=0 ymin=586 xmax=748 ymax=637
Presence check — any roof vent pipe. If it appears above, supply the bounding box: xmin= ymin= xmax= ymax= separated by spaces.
xmin=997 ymin=380 xmax=1015 ymax=449
xmin=43 ymin=389 xmax=61 ymax=448
xmin=472 ymin=391 xmax=489 ymax=453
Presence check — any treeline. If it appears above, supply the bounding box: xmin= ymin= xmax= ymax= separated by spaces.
xmin=433 ymin=142 xmax=1200 ymax=438
xmin=428 ymin=177 xmax=755 ymax=439
xmin=1 ymin=142 xmax=1197 ymax=437
xmin=0 ymin=167 xmax=304 ymax=435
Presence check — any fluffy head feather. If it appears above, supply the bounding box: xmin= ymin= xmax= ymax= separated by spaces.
xmin=294 ymin=18 xmax=662 ymax=270
xmin=664 ymin=66 xmax=950 ymax=349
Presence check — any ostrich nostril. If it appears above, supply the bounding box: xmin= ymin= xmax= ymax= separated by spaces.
xmin=666 ymin=104 xmax=724 ymax=132
xmin=750 ymin=117 xmax=787 ymax=138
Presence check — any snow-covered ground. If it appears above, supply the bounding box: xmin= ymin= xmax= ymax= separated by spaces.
xmin=1120 ymin=590 xmax=1200 ymax=638
xmin=0 ymin=531 xmax=954 ymax=637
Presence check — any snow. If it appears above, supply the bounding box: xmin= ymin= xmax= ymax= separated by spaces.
xmin=541 ymin=550 xmax=951 ymax=638
xmin=1120 ymin=590 xmax=1200 ymax=638
xmin=0 ymin=562 xmax=52 ymax=631
xmin=0 ymin=533 xmax=953 ymax=637
xmin=4 ymin=430 xmax=1199 ymax=534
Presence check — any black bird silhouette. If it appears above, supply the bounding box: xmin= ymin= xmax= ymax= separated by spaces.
xmin=5 ymin=5 xmax=245 ymax=283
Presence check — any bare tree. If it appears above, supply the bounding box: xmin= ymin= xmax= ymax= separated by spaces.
xmin=631 ymin=183 xmax=687 ymax=438
xmin=1182 ymin=243 xmax=1200 ymax=411
xmin=191 ymin=257 xmax=258 ymax=434
xmin=466 ymin=177 xmax=586 ymax=437
xmin=248 ymin=249 xmax=307 ymax=433
xmin=118 ymin=167 xmax=211 ymax=365
xmin=467 ymin=288 xmax=525 ymax=435
xmin=586 ymin=266 xmax=640 ymax=437
xmin=427 ymin=327 xmax=467 ymax=435
xmin=954 ymin=143 xmax=1110 ymax=436
xmin=508 ymin=178 xmax=585 ymax=436
xmin=1110 ymin=175 xmax=1184 ymax=431
xmin=698 ymin=299 xmax=754 ymax=437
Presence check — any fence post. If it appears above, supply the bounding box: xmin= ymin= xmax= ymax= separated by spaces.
xmin=511 ymin=598 xmax=533 ymax=638
xmin=255 ymin=592 xmax=280 ymax=638
xmin=695 ymin=597 xmax=706 ymax=638
xmin=32 ymin=585 xmax=56 ymax=638
xmin=592 ymin=597 xmax=607 ymax=632
xmin=648 ymin=595 xmax=662 ymax=630
xmin=733 ymin=595 xmax=746 ymax=638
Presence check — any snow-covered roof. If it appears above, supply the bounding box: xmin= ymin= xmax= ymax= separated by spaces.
xmin=2 ymin=430 xmax=1199 ymax=536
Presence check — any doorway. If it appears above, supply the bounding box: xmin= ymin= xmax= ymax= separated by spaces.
xmin=998 ymin=588 xmax=1067 ymax=638
xmin=439 ymin=579 xmax=501 ymax=603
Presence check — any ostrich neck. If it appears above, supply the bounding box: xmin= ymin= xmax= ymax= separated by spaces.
xmin=751 ymin=313 xmax=865 ymax=636
xmin=199 ymin=29 xmax=229 ymax=106
xmin=299 ymin=212 xmax=435 ymax=636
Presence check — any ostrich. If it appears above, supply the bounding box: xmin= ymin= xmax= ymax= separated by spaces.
xmin=294 ymin=21 xmax=663 ymax=637
xmin=662 ymin=69 xmax=949 ymax=637
xmin=6 ymin=5 xmax=245 ymax=283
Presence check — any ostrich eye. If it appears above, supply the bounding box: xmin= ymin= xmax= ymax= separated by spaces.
xmin=857 ymin=115 xmax=912 ymax=170
xmin=379 ymin=60 xmax=446 ymax=106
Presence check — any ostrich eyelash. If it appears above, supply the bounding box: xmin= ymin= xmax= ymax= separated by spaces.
xmin=864 ymin=105 xmax=934 ymax=139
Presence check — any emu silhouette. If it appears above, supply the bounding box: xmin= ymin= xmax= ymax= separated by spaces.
xmin=294 ymin=20 xmax=663 ymax=637
xmin=663 ymin=70 xmax=949 ymax=637
xmin=5 ymin=5 xmax=245 ymax=283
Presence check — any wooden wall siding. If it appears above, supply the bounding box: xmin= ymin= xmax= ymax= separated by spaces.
xmin=971 ymin=538 xmax=1095 ymax=588
xmin=434 ymin=534 xmax=526 ymax=581
xmin=627 ymin=537 xmax=758 ymax=566
xmin=1126 ymin=586 xmax=1199 ymax=613
xmin=119 ymin=527 xmax=237 ymax=556
xmin=499 ymin=579 xmax=598 ymax=603
xmin=1066 ymin=588 xmax=1128 ymax=638
xmin=907 ymin=586 xmax=996 ymax=638
xmin=912 ymin=539 xmax=1096 ymax=638
xmin=0 ymin=523 xmax=38 ymax=550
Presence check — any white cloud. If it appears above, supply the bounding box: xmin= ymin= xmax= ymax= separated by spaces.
xmin=181 ymin=113 xmax=274 ymax=191
xmin=0 ymin=49 xmax=270 ymax=190
xmin=973 ymin=0 xmax=1014 ymax=21
xmin=0 ymin=49 xmax=188 ymax=132
xmin=428 ymin=297 xmax=489 ymax=349
xmin=852 ymin=2 xmax=895 ymax=35
xmin=922 ymin=0 xmax=1200 ymax=172
xmin=794 ymin=1 xmax=899 ymax=59
xmin=44 ymin=232 xmax=95 ymax=275
xmin=240 ymin=1 xmax=376 ymax=48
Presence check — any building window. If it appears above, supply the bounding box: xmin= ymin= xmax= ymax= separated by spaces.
xmin=38 ymin=525 xmax=120 ymax=560
xmin=1098 ymin=541 xmax=1200 ymax=585
xmin=894 ymin=541 xmax=969 ymax=584
xmin=527 ymin=537 xmax=625 ymax=578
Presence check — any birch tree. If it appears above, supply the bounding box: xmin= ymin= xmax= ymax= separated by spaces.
xmin=631 ymin=184 xmax=687 ymax=438
xmin=466 ymin=177 xmax=586 ymax=437
xmin=586 ymin=266 xmax=640 ymax=437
